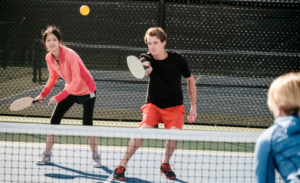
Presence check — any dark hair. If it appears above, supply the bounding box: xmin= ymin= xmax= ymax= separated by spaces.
xmin=42 ymin=26 xmax=63 ymax=51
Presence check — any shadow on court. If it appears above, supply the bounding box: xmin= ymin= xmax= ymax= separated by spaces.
xmin=109 ymin=174 xmax=188 ymax=183
xmin=111 ymin=178 xmax=153 ymax=183
xmin=170 ymin=179 xmax=188 ymax=183
xmin=43 ymin=163 xmax=163 ymax=182
xmin=44 ymin=163 xmax=111 ymax=181
xmin=111 ymin=177 xmax=188 ymax=183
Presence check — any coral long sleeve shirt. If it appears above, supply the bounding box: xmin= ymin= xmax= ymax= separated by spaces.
xmin=40 ymin=46 xmax=96 ymax=103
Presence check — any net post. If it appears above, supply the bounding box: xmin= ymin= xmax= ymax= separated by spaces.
xmin=158 ymin=0 xmax=165 ymax=29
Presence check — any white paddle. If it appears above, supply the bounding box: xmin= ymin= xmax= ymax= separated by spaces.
xmin=127 ymin=55 xmax=150 ymax=79
xmin=9 ymin=97 xmax=44 ymax=111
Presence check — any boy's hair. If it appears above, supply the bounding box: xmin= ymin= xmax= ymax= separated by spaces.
xmin=268 ymin=72 xmax=300 ymax=115
xmin=144 ymin=27 xmax=167 ymax=44
xmin=42 ymin=25 xmax=63 ymax=52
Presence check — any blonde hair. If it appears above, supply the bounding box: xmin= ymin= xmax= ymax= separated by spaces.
xmin=144 ymin=27 xmax=167 ymax=44
xmin=268 ymin=72 xmax=300 ymax=115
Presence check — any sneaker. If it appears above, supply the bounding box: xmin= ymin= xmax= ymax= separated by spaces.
xmin=92 ymin=153 xmax=101 ymax=167
xmin=36 ymin=150 xmax=52 ymax=165
xmin=160 ymin=163 xmax=176 ymax=179
xmin=113 ymin=166 xmax=126 ymax=181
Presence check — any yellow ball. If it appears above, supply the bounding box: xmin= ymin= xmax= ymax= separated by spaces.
xmin=80 ymin=5 xmax=90 ymax=16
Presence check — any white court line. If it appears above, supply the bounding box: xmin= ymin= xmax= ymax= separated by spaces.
xmin=104 ymin=172 xmax=114 ymax=183
xmin=0 ymin=141 xmax=254 ymax=156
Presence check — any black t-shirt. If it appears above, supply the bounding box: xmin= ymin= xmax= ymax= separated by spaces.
xmin=140 ymin=50 xmax=192 ymax=109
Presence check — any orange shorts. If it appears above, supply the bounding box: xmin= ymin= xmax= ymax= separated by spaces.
xmin=138 ymin=103 xmax=185 ymax=130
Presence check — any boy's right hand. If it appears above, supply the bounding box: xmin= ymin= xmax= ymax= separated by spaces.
xmin=143 ymin=62 xmax=152 ymax=76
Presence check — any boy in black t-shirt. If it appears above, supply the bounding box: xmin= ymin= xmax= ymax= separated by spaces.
xmin=114 ymin=27 xmax=197 ymax=181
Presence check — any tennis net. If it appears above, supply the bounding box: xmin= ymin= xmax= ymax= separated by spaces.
xmin=0 ymin=122 xmax=283 ymax=183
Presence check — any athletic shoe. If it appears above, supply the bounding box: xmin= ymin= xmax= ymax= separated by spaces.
xmin=160 ymin=162 xmax=176 ymax=179
xmin=36 ymin=150 xmax=52 ymax=165
xmin=113 ymin=166 xmax=126 ymax=181
xmin=92 ymin=153 xmax=101 ymax=167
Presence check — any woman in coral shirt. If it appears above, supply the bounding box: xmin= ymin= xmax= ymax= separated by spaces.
xmin=34 ymin=26 xmax=101 ymax=167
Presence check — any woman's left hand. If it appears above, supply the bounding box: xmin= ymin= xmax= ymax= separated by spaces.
xmin=48 ymin=97 xmax=58 ymax=105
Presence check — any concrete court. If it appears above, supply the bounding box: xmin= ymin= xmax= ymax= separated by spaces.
xmin=0 ymin=142 xmax=262 ymax=183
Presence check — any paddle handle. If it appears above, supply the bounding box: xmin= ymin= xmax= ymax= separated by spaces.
xmin=32 ymin=99 xmax=44 ymax=104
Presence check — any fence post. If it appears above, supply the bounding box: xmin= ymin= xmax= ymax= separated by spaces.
xmin=32 ymin=40 xmax=36 ymax=83
xmin=2 ymin=23 xmax=8 ymax=69
xmin=38 ymin=50 xmax=42 ymax=83
xmin=158 ymin=0 xmax=165 ymax=29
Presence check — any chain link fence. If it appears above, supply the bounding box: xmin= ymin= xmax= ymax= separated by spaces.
xmin=0 ymin=0 xmax=299 ymax=127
